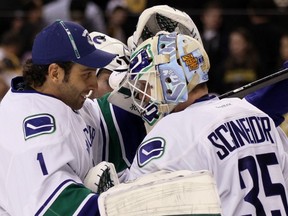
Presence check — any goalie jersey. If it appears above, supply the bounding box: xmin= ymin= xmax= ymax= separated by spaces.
xmin=128 ymin=97 xmax=288 ymax=215
xmin=0 ymin=78 xmax=102 ymax=215
xmin=94 ymin=94 xmax=146 ymax=173
xmin=0 ymin=77 xmax=145 ymax=215
xmin=79 ymin=93 xmax=146 ymax=182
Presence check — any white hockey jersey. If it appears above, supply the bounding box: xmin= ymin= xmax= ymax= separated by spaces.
xmin=128 ymin=96 xmax=288 ymax=215
xmin=0 ymin=84 xmax=102 ymax=215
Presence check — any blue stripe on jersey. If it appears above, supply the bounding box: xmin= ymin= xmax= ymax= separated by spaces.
xmin=35 ymin=179 xmax=75 ymax=215
xmin=77 ymin=195 xmax=99 ymax=216
xmin=36 ymin=179 xmax=99 ymax=216
xmin=111 ymin=104 xmax=146 ymax=165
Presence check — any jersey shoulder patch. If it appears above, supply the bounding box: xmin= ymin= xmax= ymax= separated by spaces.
xmin=23 ymin=113 xmax=56 ymax=140
xmin=137 ymin=137 xmax=165 ymax=167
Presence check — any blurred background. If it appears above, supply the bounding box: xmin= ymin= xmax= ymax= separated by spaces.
xmin=0 ymin=0 xmax=288 ymax=99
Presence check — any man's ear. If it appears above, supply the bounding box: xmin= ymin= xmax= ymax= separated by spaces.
xmin=48 ymin=63 xmax=64 ymax=82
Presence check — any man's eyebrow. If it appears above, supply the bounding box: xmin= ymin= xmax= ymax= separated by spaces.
xmin=82 ymin=67 xmax=97 ymax=72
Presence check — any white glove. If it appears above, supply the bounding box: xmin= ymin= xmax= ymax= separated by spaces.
xmin=84 ymin=161 xmax=120 ymax=194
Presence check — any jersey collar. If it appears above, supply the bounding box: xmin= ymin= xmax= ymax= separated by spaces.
xmin=194 ymin=94 xmax=217 ymax=103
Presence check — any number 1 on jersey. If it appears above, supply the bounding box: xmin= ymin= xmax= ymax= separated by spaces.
xmin=37 ymin=152 xmax=48 ymax=175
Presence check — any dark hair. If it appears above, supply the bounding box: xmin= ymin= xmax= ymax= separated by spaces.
xmin=70 ymin=0 xmax=87 ymax=12
xmin=247 ymin=0 xmax=276 ymax=17
xmin=23 ymin=59 xmax=74 ymax=88
xmin=203 ymin=0 xmax=223 ymax=11
xmin=225 ymin=27 xmax=260 ymax=70
xmin=0 ymin=31 xmax=22 ymax=46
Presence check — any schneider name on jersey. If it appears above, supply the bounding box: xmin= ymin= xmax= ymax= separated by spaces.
xmin=128 ymin=97 xmax=288 ymax=216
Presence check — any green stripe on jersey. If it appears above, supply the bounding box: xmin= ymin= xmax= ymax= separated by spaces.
xmin=97 ymin=94 xmax=127 ymax=172
xmin=43 ymin=183 xmax=92 ymax=216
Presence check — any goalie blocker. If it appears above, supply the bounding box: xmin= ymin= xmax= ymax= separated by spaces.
xmin=98 ymin=170 xmax=222 ymax=216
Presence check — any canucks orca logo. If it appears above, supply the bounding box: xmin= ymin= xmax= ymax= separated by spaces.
xmin=23 ymin=114 xmax=56 ymax=140
xmin=142 ymin=103 xmax=159 ymax=125
xmin=92 ymin=35 xmax=106 ymax=45
xmin=137 ymin=137 xmax=165 ymax=167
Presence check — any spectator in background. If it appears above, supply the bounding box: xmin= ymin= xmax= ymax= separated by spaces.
xmin=69 ymin=0 xmax=95 ymax=32
xmin=216 ymin=27 xmax=262 ymax=94
xmin=105 ymin=0 xmax=128 ymax=43
xmin=199 ymin=0 xmax=228 ymax=94
xmin=0 ymin=31 xmax=23 ymax=101
xmin=42 ymin=0 xmax=106 ymax=33
xmin=272 ymin=0 xmax=288 ymax=31
xmin=7 ymin=11 xmax=25 ymax=37
xmin=20 ymin=0 xmax=45 ymax=58
xmin=247 ymin=0 xmax=282 ymax=76
xmin=0 ymin=32 xmax=22 ymax=70
xmin=277 ymin=32 xmax=288 ymax=68
xmin=0 ymin=0 xmax=25 ymax=37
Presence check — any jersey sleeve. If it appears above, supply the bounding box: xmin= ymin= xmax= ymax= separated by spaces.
xmin=244 ymin=78 xmax=288 ymax=126
xmin=1 ymin=127 xmax=101 ymax=216
xmin=32 ymin=166 xmax=100 ymax=216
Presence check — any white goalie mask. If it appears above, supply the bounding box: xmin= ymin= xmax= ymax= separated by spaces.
xmin=127 ymin=5 xmax=203 ymax=52
xmin=89 ymin=32 xmax=130 ymax=89
xmin=107 ymin=5 xmax=205 ymax=125
xmin=127 ymin=32 xmax=210 ymax=126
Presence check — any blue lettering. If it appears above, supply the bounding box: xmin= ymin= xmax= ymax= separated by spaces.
xmin=260 ymin=117 xmax=274 ymax=143
xmin=83 ymin=125 xmax=96 ymax=154
xmin=215 ymin=125 xmax=237 ymax=152
xmin=208 ymin=132 xmax=229 ymax=160
xmin=208 ymin=116 xmax=274 ymax=160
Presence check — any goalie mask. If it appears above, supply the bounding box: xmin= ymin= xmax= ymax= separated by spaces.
xmin=89 ymin=32 xmax=130 ymax=90
xmin=127 ymin=5 xmax=203 ymax=52
xmin=127 ymin=32 xmax=209 ymax=126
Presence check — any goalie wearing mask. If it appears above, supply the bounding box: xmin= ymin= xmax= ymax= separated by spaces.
xmin=86 ymin=4 xmax=288 ymax=189
xmin=109 ymin=4 xmax=288 ymax=133
xmin=126 ymin=32 xmax=288 ymax=215
xmin=79 ymin=32 xmax=146 ymax=181
xmin=84 ymin=4 xmax=288 ymax=215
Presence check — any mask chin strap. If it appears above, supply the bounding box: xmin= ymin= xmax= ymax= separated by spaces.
xmin=158 ymin=103 xmax=175 ymax=115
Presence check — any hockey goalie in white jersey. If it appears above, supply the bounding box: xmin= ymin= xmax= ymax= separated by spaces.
xmin=0 ymin=20 xmax=118 ymax=216
xmin=95 ymin=5 xmax=288 ymax=215
xmin=124 ymin=31 xmax=288 ymax=215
